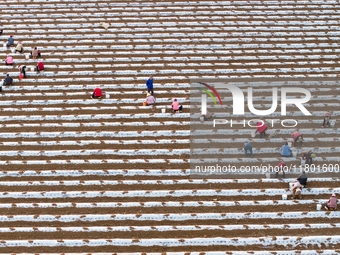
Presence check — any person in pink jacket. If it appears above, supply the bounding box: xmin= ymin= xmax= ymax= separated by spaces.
xmin=171 ymin=99 xmax=182 ymax=112
xmin=5 ymin=55 xmax=14 ymax=65
xmin=325 ymin=193 xmax=337 ymax=211
xmin=291 ymin=130 xmax=303 ymax=147
xmin=145 ymin=92 xmax=156 ymax=106
xmin=255 ymin=122 xmax=268 ymax=138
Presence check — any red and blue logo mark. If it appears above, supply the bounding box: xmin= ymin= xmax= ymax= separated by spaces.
xmin=199 ymin=82 xmax=223 ymax=106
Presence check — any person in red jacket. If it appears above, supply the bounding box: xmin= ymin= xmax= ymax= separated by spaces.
xmin=91 ymin=86 xmax=102 ymax=99
xmin=275 ymin=160 xmax=287 ymax=178
xmin=291 ymin=130 xmax=303 ymax=147
xmin=255 ymin=122 xmax=268 ymax=138
xmin=36 ymin=61 xmax=44 ymax=73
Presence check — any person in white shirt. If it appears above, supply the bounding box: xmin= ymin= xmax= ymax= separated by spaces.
xmin=291 ymin=180 xmax=302 ymax=199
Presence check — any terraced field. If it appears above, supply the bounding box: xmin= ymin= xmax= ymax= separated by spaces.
xmin=0 ymin=0 xmax=339 ymax=254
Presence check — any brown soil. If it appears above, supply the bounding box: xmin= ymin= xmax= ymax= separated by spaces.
xmin=1 ymin=0 xmax=340 ymax=253
xmin=0 ymin=180 xmax=337 ymax=191
xmin=0 ymin=203 xmax=333 ymax=215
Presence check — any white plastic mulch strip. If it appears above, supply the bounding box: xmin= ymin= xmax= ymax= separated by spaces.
xmin=0 ymin=236 xmax=338 ymax=247
xmin=0 ymin=98 xmax=189 ymax=106
xmin=6 ymin=83 xmax=189 ymax=91
xmin=0 ymin=130 xmax=190 ymax=138
xmin=0 ymin=169 xmax=190 ymax=177
xmin=0 ymin=113 xmax=190 ymax=121
xmin=0 ymin=252 xmax=338 ymax=255
xmin=0 ymin=139 xmax=190 ymax=146
xmin=0 ymin=159 xmax=187 ymax=165
xmin=0 ymin=212 xmax=339 ymax=222
xmin=0 ymin=121 xmax=190 ymax=128
xmin=0 ymin=200 xmax=329 ymax=209
xmin=0 ymin=169 xmax=332 ymax=181
xmin=0 ymin=168 xmax=335 ymax=180
xmin=0 ymin=149 xmax=190 ymax=156
xmin=0 ymin=178 xmax=336 ymax=186
xmin=0 ymin=223 xmax=339 ymax=233
xmin=0 ymin=188 xmax=338 ymax=199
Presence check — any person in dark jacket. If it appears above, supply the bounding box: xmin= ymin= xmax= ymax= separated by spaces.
xmin=3 ymin=74 xmax=13 ymax=86
xmin=7 ymin=34 xmax=14 ymax=47
xmin=301 ymin=150 xmax=315 ymax=166
xmin=146 ymin=76 xmax=154 ymax=95
xmin=297 ymin=171 xmax=308 ymax=187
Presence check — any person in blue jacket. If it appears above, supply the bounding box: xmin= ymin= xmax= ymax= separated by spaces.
xmin=7 ymin=34 xmax=14 ymax=47
xmin=146 ymin=76 xmax=154 ymax=95
xmin=243 ymin=141 xmax=253 ymax=157
xmin=280 ymin=142 xmax=292 ymax=157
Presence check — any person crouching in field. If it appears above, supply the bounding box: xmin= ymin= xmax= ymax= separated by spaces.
xmin=3 ymin=74 xmax=13 ymax=86
xmin=322 ymin=112 xmax=332 ymax=128
xmin=291 ymin=130 xmax=303 ymax=147
xmin=171 ymin=99 xmax=182 ymax=112
xmin=325 ymin=193 xmax=337 ymax=211
xmin=36 ymin=61 xmax=44 ymax=73
xmin=91 ymin=86 xmax=102 ymax=99
xmin=297 ymin=171 xmax=308 ymax=187
xmin=5 ymin=55 xmax=14 ymax=65
xmin=7 ymin=34 xmax=14 ymax=47
xmin=301 ymin=150 xmax=315 ymax=166
xmin=15 ymin=42 xmax=24 ymax=53
xmin=280 ymin=142 xmax=292 ymax=157
xmin=200 ymin=110 xmax=213 ymax=121
xmin=243 ymin=141 xmax=253 ymax=157
xmin=31 ymin=47 xmax=41 ymax=59
xmin=18 ymin=65 xmax=27 ymax=79
xmin=255 ymin=122 xmax=268 ymax=138
xmin=144 ymin=92 xmax=156 ymax=106
xmin=291 ymin=180 xmax=302 ymax=199
xmin=275 ymin=160 xmax=286 ymax=178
